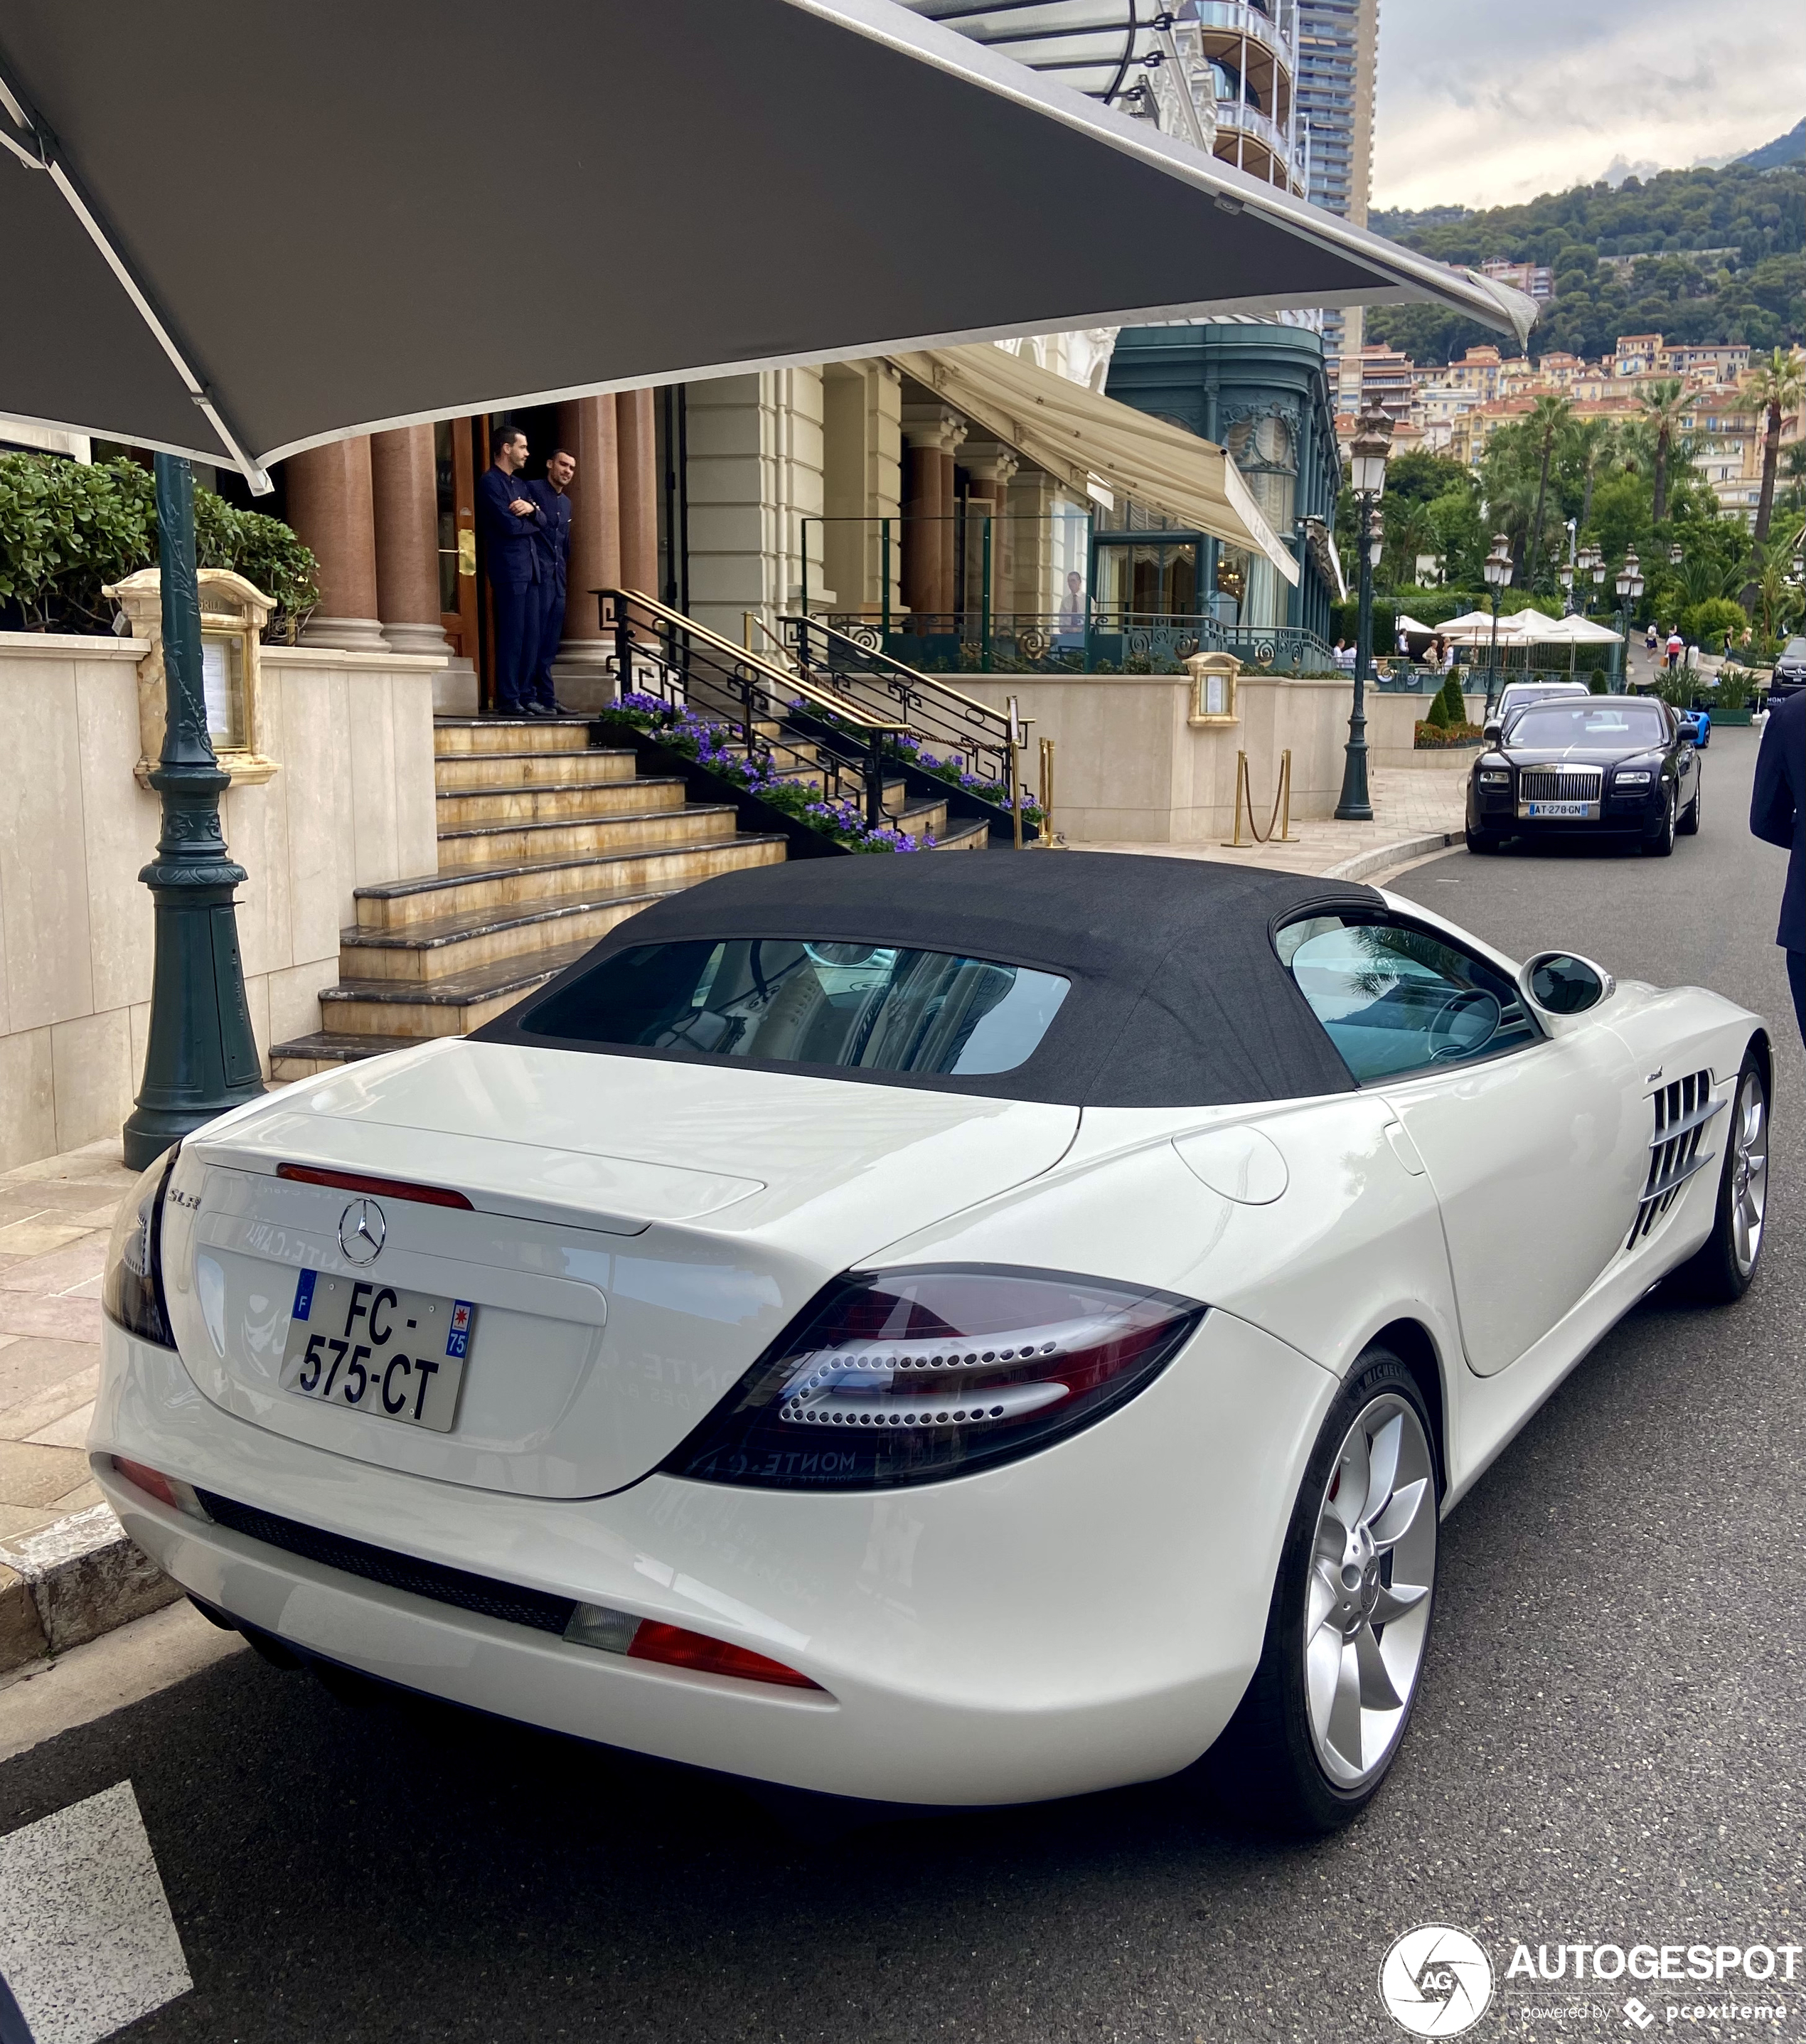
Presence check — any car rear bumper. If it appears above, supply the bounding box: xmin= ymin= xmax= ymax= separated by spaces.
xmin=92 ymin=1311 xmax=1336 ymax=1806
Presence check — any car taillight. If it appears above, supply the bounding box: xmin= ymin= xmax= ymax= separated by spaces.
xmin=564 ymin=1604 xmax=823 ymax=1691
xmin=102 ymin=1151 xmax=178 ymax=1348
xmin=663 ymin=1265 xmax=1205 ymax=1491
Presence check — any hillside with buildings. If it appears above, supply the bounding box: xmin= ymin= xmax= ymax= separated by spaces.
xmin=1367 ymin=160 xmax=1804 ymax=367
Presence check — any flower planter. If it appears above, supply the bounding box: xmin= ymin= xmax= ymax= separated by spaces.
xmin=1713 ymin=708 xmax=1754 ymax=726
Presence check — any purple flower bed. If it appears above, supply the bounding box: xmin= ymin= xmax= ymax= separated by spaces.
xmin=598 ymin=694 xmax=932 ymax=852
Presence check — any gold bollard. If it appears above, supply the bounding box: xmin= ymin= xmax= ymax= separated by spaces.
xmin=1037 ymin=735 xmax=1057 ymax=847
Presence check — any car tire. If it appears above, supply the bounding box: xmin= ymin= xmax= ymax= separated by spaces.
xmin=1667 ymin=1044 xmax=1769 ymax=1304
xmin=1204 ymin=1347 xmax=1439 ymax=1834
xmin=1465 ymin=828 xmax=1500 ymax=855
xmin=1678 ymin=777 xmax=1701 ymax=835
xmin=1641 ymin=787 xmax=1677 ymax=857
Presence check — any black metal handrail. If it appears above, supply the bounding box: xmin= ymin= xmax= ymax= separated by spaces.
xmin=595 ymin=588 xmax=907 ymax=829
xmin=779 ymin=614 xmax=1015 ymax=791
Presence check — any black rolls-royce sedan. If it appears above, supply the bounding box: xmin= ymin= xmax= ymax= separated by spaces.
xmin=1465 ymin=694 xmax=1701 ymax=857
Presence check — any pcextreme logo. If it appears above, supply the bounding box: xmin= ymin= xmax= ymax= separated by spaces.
xmin=1379 ymin=1925 xmax=1495 ymax=2037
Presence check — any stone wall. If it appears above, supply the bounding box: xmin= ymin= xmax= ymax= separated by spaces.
xmin=0 ymin=632 xmax=440 ymax=1170
xmin=954 ymin=674 xmax=1482 ymax=843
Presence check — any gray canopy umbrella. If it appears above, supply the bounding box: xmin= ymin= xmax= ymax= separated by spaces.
xmin=0 ymin=0 xmax=1529 ymax=486
xmin=0 ymin=0 xmax=1532 ymax=1165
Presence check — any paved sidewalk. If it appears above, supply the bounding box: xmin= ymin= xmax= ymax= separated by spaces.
xmin=0 ymin=1139 xmax=138 ymax=1544
xmin=1085 ymin=760 xmax=1470 ymax=877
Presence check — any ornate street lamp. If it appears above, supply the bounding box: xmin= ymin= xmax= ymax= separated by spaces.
xmin=1615 ymin=548 xmax=1644 ymax=689
xmin=1559 ymin=562 xmax=1575 ymax=613
xmin=121 ymin=457 xmax=265 ymax=1169
xmin=1335 ymin=407 xmax=1394 ymax=821
xmin=1482 ymin=533 xmax=1513 ymax=715
xmin=1582 ymin=543 xmax=1606 ymax=618
xmin=1669 ymin=542 xmax=1684 ymax=568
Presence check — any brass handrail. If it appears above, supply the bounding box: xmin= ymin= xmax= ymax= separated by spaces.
xmin=597 ymin=587 xmax=907 ymax=735
xmin=781 ymin=614 xmax=1013 ymax=739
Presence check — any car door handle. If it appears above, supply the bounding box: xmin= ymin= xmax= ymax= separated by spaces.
xmin=1384 ymin=1122 xmax=1427 ymax=1176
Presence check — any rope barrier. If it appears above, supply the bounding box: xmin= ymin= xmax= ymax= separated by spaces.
xmin=1221 ymin=748 xmax=1298 ymax=847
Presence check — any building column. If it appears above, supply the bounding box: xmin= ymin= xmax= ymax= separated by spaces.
xmin=283 ymin=437 xmax=387 ymax=651
xmin=902 ymin=411 xmax=965 ymax=626
xmin=369 ymin=425 xmax=449 ymax=659
xmin=965 ymin=448 xmax=1020 ymax=622
xmin=616 ymin=388 xmax=659 ymax=603
xmin=549 ymin=395 xmax=620 ymax=704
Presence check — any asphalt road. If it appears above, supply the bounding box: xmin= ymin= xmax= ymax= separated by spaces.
xmin=3 ymin=728 xmax=1800 ymax=2044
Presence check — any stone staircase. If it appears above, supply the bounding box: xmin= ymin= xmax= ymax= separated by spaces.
xmin=269 ymin=712 xmax=985 ymax=1082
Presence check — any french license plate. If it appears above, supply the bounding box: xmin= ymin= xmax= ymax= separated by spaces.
xmin=279 ymin=1271 xmax=471 ymax=1432
xmin=1522 ymin=799 xmax=1595 ymax=819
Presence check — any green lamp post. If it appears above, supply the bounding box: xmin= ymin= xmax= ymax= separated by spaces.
xmin=120 ymin=456 xmax=265 ymax=1170
xmin=1335 ymin=407 xmax=1394 ymax=822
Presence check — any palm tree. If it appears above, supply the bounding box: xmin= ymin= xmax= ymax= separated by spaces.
xmin=1736 ymin=347 xmax=1806 ymax=543
xmin=1639 ymin=379 xmax=1689 ymax=525
xmin=1524 ymin=394 xmax=1571 ymax=592
xmin=1383 ymin=499 xmax=1436 ymax=590
xmin=1563 ymin=415 xmax=1617 ymax=531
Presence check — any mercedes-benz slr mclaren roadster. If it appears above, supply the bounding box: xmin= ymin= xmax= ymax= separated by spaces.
xmin=94 ymin=856 xmax=1772 ymax=1830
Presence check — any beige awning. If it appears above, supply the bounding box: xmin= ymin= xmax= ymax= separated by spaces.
xmin=889 ymin=344 xmax=1299 ymax=586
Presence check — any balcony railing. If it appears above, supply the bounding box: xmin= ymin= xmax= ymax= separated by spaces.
xmin=1192 ymin=1 xmax=1294 ymax=69
xmin=843 ymin=610 xmax=1337 ymax=677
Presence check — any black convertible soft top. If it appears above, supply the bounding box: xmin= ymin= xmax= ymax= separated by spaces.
xmin=475 ymin=852 xmax=1382 ymax=1108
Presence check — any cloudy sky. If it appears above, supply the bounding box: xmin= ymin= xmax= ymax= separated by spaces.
xmin=1372 ymin=0 xmax=1805 ymax=213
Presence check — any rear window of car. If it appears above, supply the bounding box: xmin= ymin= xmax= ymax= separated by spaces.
xmin=520 ymin=939 xmax=1072 ymax=1077
xmin=1507 ymin=703 xmax=1668 ymax=747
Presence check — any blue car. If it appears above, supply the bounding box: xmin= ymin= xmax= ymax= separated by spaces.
xmin=1679 ymin=707 xmax=1711 ymax=747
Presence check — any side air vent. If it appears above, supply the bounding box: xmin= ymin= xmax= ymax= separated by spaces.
xmin=1628 ymin=1070 xmax=1721 ymax=1249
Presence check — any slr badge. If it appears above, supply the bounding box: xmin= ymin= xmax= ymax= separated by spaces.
xmin=338 ymin=1198 xmax=386 ymax=1266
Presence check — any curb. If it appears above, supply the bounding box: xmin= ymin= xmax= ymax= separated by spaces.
xmin=1323 ymin=828 xmax=1462 ymax=883
xmin=0 ymin=1503 xmax=181 ymax=1673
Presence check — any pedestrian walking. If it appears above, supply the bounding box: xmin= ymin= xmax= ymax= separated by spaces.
xmin=476 ymin=425 xmax=545 ymax=715
xmin=1666 ymin=628 xmax=1684 ymax=671
xmin=1333 ymin=637 xmax=1355 ymax=675
xmin=527 ymin=445 xmax=577 ymax=713
xmin=1750 ymin=685 xmax=1806 ymax=1045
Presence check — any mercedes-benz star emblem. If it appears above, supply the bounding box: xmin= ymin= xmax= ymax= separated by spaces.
xmin=338 ymin=1198 xmax=386 ymax=1265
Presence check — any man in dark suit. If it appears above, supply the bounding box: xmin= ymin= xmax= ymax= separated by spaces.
xmin=1750 ymin=686 xmax=1805 ymax=1044
xmin=476 ymin=425 xmax=545 ymax=715
xmin=527 ymin=445 xmax=577 ymax=712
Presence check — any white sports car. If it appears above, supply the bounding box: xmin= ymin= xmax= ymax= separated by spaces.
xmin=95 ymin=854 xmax=1772 ymax=1830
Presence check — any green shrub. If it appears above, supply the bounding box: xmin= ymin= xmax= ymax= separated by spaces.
xmin=1424 ymin=688 xmax=1451 ymax=729
xmin=1714 ymin=666 xmax=1754 ymax=711
xmin=1434 ymin=674 xmax=1468 ymax=725
xmin=0 ymin=452 xmax=316 ymax=638
xmin=1588 ymin=668 xmax=1609 ymax=694
xmin=1678 ymin=597 xmax=1748 ymax=651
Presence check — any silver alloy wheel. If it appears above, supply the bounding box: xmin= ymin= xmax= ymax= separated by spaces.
xmin=1304 ymin=1395 xmax=1436 ymax=1789
xmin=1730 ymin=1070 xmax=1768 ymax=1277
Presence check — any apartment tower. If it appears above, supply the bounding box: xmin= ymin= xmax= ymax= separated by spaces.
xmin=1295 ymin=0 xmax=1379 ymax=399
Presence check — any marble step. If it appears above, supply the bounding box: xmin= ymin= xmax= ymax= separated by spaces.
xmin=353 ymin=831 xmax=788 ymax=932
xmin=931 ymin=817 xmax=990 ymax=851
xmin=267 ymin=1031 xmax=421 ymax=1082
xmin=339 ymin=878 xmax=682 ymax=985
xmin=435 ymin=802 xmax=739 ymax=870
xmin=434 ymin=747 xmax=638 ymax=793
xmin=318 ymin=938 xmax=604 ymax=1038
xmin=435 ymin=775 xmax=688 ymax=830
xmin=433 ymin=714 xmax=597 ymax=757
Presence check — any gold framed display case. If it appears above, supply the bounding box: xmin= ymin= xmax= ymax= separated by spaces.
xmin=1186 ymin=649 xmax=1241 ymax=726
xmin=105 ymin=568 xmax=280 ymax=788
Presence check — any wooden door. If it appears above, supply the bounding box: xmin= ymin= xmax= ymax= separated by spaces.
xmin=435 ymin=417 xmax=488 ymax=703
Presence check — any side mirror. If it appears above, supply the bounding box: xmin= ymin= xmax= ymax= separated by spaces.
xmin=1520 ymin=950 xmax=1615 ymax=1023
xmin=1482 ymin=720 xmax=1503 ymax=745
